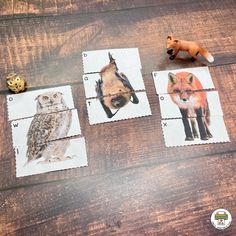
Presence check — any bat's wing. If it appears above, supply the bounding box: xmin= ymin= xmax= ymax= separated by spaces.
xmin=95 ymin=79 xmax=119 ymax=118
xmin=116 ymin=72 xmax=139 ymax=104
xmin=26 ymin=114 xmax=55 ymax=162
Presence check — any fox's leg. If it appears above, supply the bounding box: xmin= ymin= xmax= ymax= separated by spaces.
xmin=190 ymin=118 xmax=199 ymax=138
xmin=169 ymin=49 xmax=179 ymax=60
xmin=195 ymin=108 xmax=208 ymax=140
xmin=179 ymin=109 xmax=194 ymax=141
xmin=203 ymin=117 xmax=213 ymax=138
xmin=189 ymin=50 xmax=199 ymax=62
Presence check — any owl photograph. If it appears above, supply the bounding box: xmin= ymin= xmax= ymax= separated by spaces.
xmin=26 ymin=91 xmax=73 ymax=164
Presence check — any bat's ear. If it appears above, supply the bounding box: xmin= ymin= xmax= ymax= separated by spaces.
xmin=130 ymin=92 xmax=139 ymax=104
xmin=99 ymin=99 xmax=116 ymax=118
xmin=168 ymin=72 xmax=176 ymax=84
xmin=108 ymin=52 xmax=116 ymax=64
xmin=186 ymin=73 xmax=194 ymax=84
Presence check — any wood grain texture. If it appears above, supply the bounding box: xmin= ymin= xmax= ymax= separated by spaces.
xmin=1 ymin=0 xmax=225 ymax=18
xmin=0 ymin=153 xmax=235 ymax=235
xmin=0 ymin=0 xmax=235 ymax=235
xmin=0 ymin=0 xmax=235 ymax=91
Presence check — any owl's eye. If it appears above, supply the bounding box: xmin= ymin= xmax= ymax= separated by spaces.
xmin=53 ymin=94 xmax=58 ymax=98
xmin=43 ymin=96 xmax=49 ymax=101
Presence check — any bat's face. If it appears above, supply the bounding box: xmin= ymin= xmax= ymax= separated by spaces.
xmin=36 ymin=92 xmax=64 ymax=108
xmin=104 ymin=93 xmax=131 ymax=109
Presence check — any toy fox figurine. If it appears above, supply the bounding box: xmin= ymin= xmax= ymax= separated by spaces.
xmin=166 ymin=35 xmax=214 ymax=63
xmin=168 ymin=71 xmax=213 ymax=141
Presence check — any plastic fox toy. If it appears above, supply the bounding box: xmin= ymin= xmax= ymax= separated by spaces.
xmin=166 ymin=35 xmax=214 ymax=63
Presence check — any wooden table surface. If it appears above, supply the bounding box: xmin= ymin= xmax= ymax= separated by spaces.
xmin=0 ymin=0 xmax=236 ymax=235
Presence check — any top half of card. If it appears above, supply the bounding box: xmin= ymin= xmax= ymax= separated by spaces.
xmin=82 ymin=48 xmax=142 ymax=74
xmin=152 ymin=67 xmax=215 ymax=94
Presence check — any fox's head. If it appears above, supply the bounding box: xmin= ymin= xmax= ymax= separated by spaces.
xmin=167 ymin=72 xmax=204 ymax=108
xmin=166 ymin=36 xmax=180 ymax=55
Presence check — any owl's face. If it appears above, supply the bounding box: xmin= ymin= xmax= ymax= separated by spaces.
xmin=36 ymin=92 xmax=67 ymax=113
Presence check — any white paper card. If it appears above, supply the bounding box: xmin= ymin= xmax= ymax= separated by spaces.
xmin=15 ymin=137 xmax=88 ymax=177
xmin=82 ymin=48 xmax=142 ymax=73
xmin=158 ymin=91 xmax=223 ymax=119
xmin=162 ymin=116 xmax=230 ymax=147
xmin=153 ymin=67 xmax=215 ymax=94
xmin=7 ymin=85 xmax=74 ymax=121
xmin=11 ymin=109 xmax=81 ymax=147
xmin=86 ymin=91 xmax=152 ymax=125
xmin=83 ymin=69 xmax=145 ymax=98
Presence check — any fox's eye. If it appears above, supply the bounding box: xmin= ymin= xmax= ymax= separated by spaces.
xmin=186 ymin=90 xmax=192 ymax=94
xmin=173 ymin=89 xmax=180 ymax=93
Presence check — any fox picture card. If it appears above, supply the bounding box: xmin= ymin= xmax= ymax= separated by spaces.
xmin=158 ymin=91 xmax=223 ymax=119
xmin=83 ymin=69 xmax=145 ymax=99
xmin=86 ymin=91 xmax=152 ymax=125
xmin=7 ymin=85 xmax=74 ymax=121
xmin=82 ymin=48 xmax=142 ymax=74
xmin=11 ymin=109 xmax=81 ymax=147
xmin=15 ymin=137 xmax=88 ymax=177
xmin=162 ymin=117 xmax=230 ymax=147
xmin=152 ymin=67 xmax=214 ymax=94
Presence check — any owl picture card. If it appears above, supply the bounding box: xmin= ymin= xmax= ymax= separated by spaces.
xmin=6 ymin=85 xmax=88 ymax=177
xmin=11 ymin=109 xmax=81 ymax=147
xmin=15 ymin=137 xmax=88 ymax=177
xmin=7 ymin=85 xmax=74 ymax=121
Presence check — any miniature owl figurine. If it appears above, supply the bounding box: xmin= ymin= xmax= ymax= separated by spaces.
xmin=6 ymin=73 xmax=27 ymax=93
xmin=26 ymin=91 xmax=72 ymax=164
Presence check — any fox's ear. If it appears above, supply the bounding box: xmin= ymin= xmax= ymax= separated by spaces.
xmin=186 ymin=73 xmax=194 ymax=84
xmin=168 ymin=72 xmax=176 ymax=84
xmin=167 ymin=35 xmax=172 ymax=40
xmin=174 ymin=39 xmax=179 ymax=43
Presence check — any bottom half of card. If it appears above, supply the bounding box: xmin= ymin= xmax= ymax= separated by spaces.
xmin=14 ymin=137 xmax=88 ymax=177
xmin=86 ymin=91 xmax=152 ymax=125
xmin=161 ymin=116 xmax=230 ymax=147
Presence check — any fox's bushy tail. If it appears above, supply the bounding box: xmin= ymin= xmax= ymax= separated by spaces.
xmin=199 ymin=47 xmax=214 ymax=63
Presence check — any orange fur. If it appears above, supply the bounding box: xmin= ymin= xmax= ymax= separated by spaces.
xmin=168 ymin=72 xmax=207 ymax=111
xmin=166 ymin=36 xmax=214 ymax=63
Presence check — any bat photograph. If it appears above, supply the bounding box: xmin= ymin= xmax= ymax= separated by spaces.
xmin=96 ymin=52 xmax=140 ymax=118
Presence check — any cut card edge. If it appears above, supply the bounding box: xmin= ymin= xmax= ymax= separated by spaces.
xmin=82 ymin=48 xmax=142 ymax=74
xmin=16 ymin=164 xmax=89 ymax=178
xmin=6 ymin=85 xmax=75 ymax=121
xmin=15 ymin=136 xmax=88 ymax=178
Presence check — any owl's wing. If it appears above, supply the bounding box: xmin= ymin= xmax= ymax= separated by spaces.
xmin=26 ymin=113 xmax=56 ymax=162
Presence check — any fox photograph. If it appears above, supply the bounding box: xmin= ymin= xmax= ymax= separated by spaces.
xmin=167 ymin=71 xmax=213 ymax=141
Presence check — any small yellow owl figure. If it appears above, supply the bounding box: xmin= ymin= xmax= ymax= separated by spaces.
xmin=6 ymin=73 xmax=27 ymax=93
